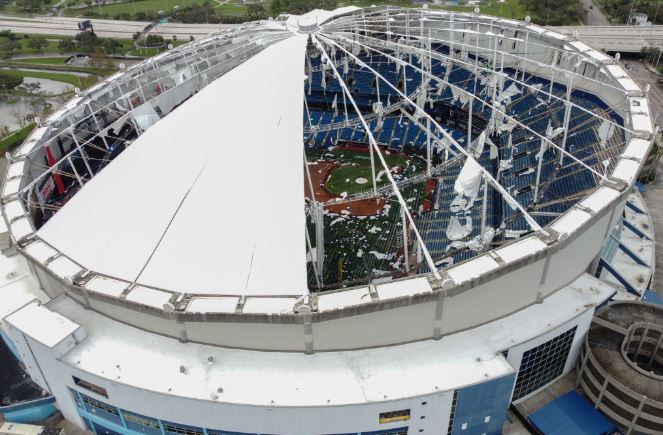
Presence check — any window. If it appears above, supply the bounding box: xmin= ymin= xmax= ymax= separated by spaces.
xmin=512 ymin=326 xmax=577 ymax=400
xmin=82 ymin=395 xmax=118 ymax=416
xmin=80 ymin=393 xmax=123 ymax=427
xmin=73 ymin=376 xmax=108 ymax=398
xmin=379 ymin=409 xmax=410 ymax=424
xmin=446 ymin=390 xmax=458 ymax=435
xmin=163 ymin=422 xmax=205 ymax=435
xmin=363 ymin=429 xmax=408 ymax=435
xmin=124 ymin=411 xmax=162 ymax=435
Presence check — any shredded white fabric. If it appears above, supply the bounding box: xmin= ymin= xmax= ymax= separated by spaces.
xmin=446 ymin=227 xmax=495 ymax=252
xmin=497 ymin=82 xmax=521 ymax=104
xmin=455 ymin=157 xmax=483 ymax=198
xmin=473 ymin=131 xmax=486 ymax=158
xmin=486 ymin=136 xmax=499 ymax=160
xmin=598 ymin=119 xmax=615 ymax=148
xmin=446 ymin=215 xmax=473 ymax=241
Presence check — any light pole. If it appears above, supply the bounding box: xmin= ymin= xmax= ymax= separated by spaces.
xmin=627 ymin=0 xmax=635 ymax=25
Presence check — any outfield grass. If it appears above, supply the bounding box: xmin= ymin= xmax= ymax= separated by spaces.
xmin=327 ymin=165 xmax=388 ymax=195
xmin=323 ymin=148 xmax=410 ymax=195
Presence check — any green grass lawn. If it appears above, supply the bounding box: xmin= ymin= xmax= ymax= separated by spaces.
xmin=1 ymin=33 xmax=152 ymax=57
xmin=67 ymin=0 xmax=210 ymax=16
xmin=336 ymin=0 xmax=531 ymax=20
xmin=0 ymin=36 xmax=62 ymax=56
xmin=1 ymin=60 xmax=115 ymax=76
xmin=436 ymin=0 xmax=529 ymax=19
xmin=215 ymin=2 xmax=247 ymax=15
xmin=1 ymin=68 xmax=98 ymax=89
xmin=50 ymin=0 xmax=532 ymax=20
xmin=14 ymin=56 xmax=70 ymax=65
xmin=0 ymin=123 xmax=35 ymax=153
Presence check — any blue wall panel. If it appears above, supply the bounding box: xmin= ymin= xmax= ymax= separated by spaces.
xmin=451 ymin=374 xmax=516 ymax=435
xmin=2 ymin=402 xmax=57 ymax=424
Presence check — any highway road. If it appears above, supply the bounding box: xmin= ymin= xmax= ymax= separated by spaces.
xmin=2 ymin=13 xmax=662 ymax=53
xmin=552 ymin=25 xmax=663 ymax=53
xmin=0 ymin=15 xmax=230 ymax=39
xmin=582 ymin=0 xmax=610 ymax=26
xmin=622 ymin=59 xmax=663 ymax=123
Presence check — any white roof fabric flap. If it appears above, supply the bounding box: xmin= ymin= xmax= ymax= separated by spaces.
xmin=454 ymin=156 xmax=483 ymax=198
xmin=37 ymin=35 xmax=310 ymax=297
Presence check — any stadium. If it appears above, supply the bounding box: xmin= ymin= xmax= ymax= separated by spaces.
xmin=0 ymin=5 xmax=658 ymax=435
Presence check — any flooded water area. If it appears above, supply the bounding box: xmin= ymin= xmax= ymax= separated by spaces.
xmin=0 ymin=95 xmax=64 ymax=131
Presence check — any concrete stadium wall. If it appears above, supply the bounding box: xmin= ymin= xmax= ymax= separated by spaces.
xmin=21 ymin=192 xmax=626 ymax=352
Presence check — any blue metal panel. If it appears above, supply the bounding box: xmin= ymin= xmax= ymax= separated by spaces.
xmin=78 ymin=408 xmax=131 ymax=435
xmin=2 ymin=401 xmax=57 ymax=423
xmin=643 ymin=289 xmax=663 ymax=306
xmin=528 ymin=391 xmax=615 ymax=435
xmin=91 ymin=421 xmax=125 ymax=435
xmin=451 ymin=374 xmax=516 ymax=435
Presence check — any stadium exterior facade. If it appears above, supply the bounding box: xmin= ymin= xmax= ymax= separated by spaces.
xmin=0 ymin=6 xmax=656 ymax=435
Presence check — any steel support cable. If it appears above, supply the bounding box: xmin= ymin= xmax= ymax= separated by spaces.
xmin=15 ymin=41 xmax=258 ymax=201
xmin=326 ymin=32 xmax=608 ymax=183
xmin=19 ymin=36 xmax=276 ymax=167
xmin=313 ymin=35 xmax=442 ymax=280
xmin=319 ymin=34 xmax=552 ymax=233
xmin=323 ymin=8 xmax=630 ymax=101
xmin=325 ymin=27 xmax=631 ymax=135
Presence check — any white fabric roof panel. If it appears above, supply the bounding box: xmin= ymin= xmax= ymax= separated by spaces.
xmin=37 ymin=35 xmax=310 ymax=297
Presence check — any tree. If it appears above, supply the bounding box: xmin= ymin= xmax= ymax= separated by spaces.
xmin=641 ymin=45 xmax=662 ymax=65
xmin=74 ymin=31 xmax=100 ymax=53
xmin=27 ymin=36 xmax=48 ymax=52
xmin=271 ymin=0 xmax=286 ymax=14
xmin=144 ymin=34 xmax=165 ymax=47
xmin=0 ymin=72 xmax=23 ymax=90
xmin=0 ymin=30 xmax=18 ymax=40
xmin=16 ymin=0 xmax=42 ymax=11
xmin=101 ymin=38 xmax=121 ymax=54
xmin=246 ymin=3 xmax=265 ymax=19
xmin=58 ymin=37 xmax=76 ymax=53
xmin=90 ymin=49 xmax=108 ymax=68
xmin=0 ymin=40 xmax=21 ymax=59
xmin=521 ymin=0 xmax=586 ymax=26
